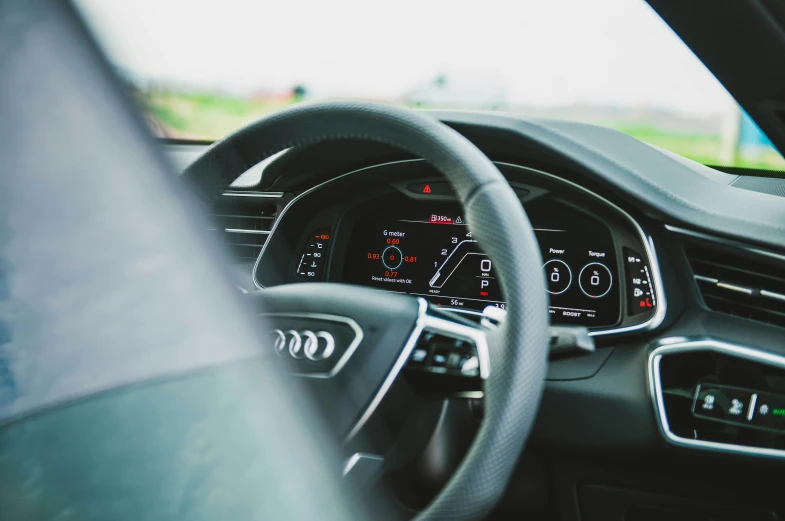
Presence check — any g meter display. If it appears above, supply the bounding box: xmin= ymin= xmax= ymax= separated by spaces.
xmin=343 ymin=200 xmax=622 ymax=326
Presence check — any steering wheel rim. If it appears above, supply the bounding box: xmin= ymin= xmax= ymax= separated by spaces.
xmin=182 ymin=101 xmax=550 ymax=521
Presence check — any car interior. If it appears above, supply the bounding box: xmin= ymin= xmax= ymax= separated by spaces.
xmin=3 ymin=0 xmax=785 ymax=520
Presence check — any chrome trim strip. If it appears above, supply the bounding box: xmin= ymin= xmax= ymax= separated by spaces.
xmin=694 ymin=275 xmax=718 ymax=284
xmin=344 ymin=298 xmax=491 ymax=442
xmin=716 ymin=282 xmax=753 ymax=294
xmin=496 ymin=162 xmax=667 ymax=336
xmin=648 ymin=339 xmax=785 ymax=459
xmin=342 ymin=452 xmax=384 ymax=478
xmin=222 ymin=191 xmax=285 ymax=199
xmin=454 ymin=391 xmax=485 ymax=399
xmin=254 ymin=158 xmax=667 ymax=336
xmin=260 ymin=312 xmax=363 ymax=378
xmin=344 ymin=297 xmax=428 ymax=442
xmin=253 ymin=159 xmax=423 ymax=289
xmin=761 ymin=289 xmax=785 ymax=302
xmin=224 ymin=228 xmax=270 ymax=235
xmin=421 ymin=314 xmax=491 ymax=380
xmin=664 ymin=224 xmax=785 ymax=264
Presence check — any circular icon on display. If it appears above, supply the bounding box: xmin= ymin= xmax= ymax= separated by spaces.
xmin=382 ymin=245 xmax=403 ymax=270
xmin=543 ymin=259 xmax=572 ymax=295
xmin=579 ymin=262 xmax=613 ymax=298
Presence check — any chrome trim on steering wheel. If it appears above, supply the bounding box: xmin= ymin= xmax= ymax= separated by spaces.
xmin=344 ymin=298 xmax=490 ymax=442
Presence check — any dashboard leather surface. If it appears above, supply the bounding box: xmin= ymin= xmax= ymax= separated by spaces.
xmin=175 ymin=109 xmax=785 ymax=253
xmin=428 ymin=111 xmax=785 ymax=252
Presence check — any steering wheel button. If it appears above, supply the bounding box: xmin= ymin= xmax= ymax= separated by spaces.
xmin=446 ymin=352 xmax=462 ymax=369
xmin=409 ymin=348 xmax=428 ymax=365
xmin=431 ymin=351 xmax=448 ymax=368
xmin=460 ymin=355 xmax=480 ymax=377
xmin=422 ymin=332 xmax=437 ymax=343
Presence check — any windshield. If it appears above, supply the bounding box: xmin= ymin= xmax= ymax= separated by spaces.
xmin=76 ymin=0 xmax=785 ymax=171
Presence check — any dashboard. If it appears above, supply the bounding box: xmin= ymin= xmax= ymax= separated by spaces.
xmin=254 ymin=160 xmax=662 ymax=334
xmin=193 ymin=109 xmax=785 ymax=518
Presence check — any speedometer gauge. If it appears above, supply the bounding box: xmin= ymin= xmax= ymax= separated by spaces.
xmin=359 ymin=213 xmax=504 ymax=310
xmin=342 ymin=197 xmax=621 ymax=326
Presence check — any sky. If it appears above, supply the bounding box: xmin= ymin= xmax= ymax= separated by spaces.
xmin=75 ymin=0 xmax=737 ymax=116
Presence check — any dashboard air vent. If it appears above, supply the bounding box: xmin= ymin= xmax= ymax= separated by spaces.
xmin=209 ymin=193 xmax=280 ymax=262
xmin=688 ymin=247 xmax=785 ymax=328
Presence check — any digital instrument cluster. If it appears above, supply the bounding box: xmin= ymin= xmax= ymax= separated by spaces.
xmin=343 ymin=198 xmax=623 ymax=326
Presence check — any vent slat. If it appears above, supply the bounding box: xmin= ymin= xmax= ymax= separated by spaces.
xmin=689 ymin=247 xmax=785 ymax=328
xmin=209 ymin=198 xmax=279 ymax=262
xmin=211 ymin=214 xmax=277 ymax=220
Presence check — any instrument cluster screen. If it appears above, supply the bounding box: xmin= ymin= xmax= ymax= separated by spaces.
xmin=342 ymin=198 xmax=620 ymax=326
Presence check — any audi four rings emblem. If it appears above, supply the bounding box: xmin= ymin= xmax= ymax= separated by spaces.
xmin=271 ymin=329 xmax=336 ymax=361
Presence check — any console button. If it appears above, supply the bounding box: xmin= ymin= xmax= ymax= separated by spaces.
xmin=749 ymin=391 xmax=785 ymax=432
xmin=405 ymin=330 xmax=481 ymax=378
xmin=692 ymin=384 xmax=752 ymax=423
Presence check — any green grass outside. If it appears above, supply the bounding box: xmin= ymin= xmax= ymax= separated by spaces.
xmin=140 ymin=90 xmax=785 ymax=171
xmin=611 ymin=124 xmax=785 ymax=170
xmin=141 ymin=91 xmax=296 ymax=140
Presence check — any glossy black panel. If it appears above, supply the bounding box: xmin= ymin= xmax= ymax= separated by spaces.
xmin=341 ymin=193 xmax=620 ymax=326
xmin=659 ymin=350 xmax=785 ymax=450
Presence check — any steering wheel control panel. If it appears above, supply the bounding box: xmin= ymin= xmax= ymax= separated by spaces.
xmin=342 ymin=196 xmax=624 ymax=327
xmin=405 ymin=330 xmax=481 ymax=378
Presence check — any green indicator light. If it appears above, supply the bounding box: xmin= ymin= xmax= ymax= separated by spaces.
xmin=773 ymin=408 xmax=785 ymax=417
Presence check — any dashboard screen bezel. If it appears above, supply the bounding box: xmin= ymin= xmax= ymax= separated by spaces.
xmin=253 ymin=159 xmax=663 ymax=335
xmin=334 ymin=189 xmax=623 ymax=326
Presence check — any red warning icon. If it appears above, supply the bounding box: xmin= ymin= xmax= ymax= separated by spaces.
xmin=422 ymin=184 xmax=432 ymax=194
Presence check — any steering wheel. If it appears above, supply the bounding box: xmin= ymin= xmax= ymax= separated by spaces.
xmin=182 ymin=101 xmax=550 ymax=520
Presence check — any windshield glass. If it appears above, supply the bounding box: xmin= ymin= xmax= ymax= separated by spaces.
xmin=76 ymin=0 xmax=785 ymax=170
